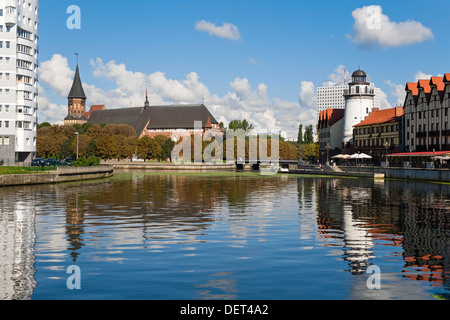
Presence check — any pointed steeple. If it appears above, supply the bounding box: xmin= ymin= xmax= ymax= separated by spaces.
xmin=68 ymin=65 xmax=86 ymax=99
xmin=144 ymin=81 xmax=150 ymax=108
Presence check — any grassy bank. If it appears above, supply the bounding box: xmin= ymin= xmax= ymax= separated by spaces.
xmin=0 ymin=166 xmax=57 ymax=175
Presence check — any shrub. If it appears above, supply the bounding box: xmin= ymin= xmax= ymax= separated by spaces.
xmin=73 ymin=155 xmax=100 ymax=167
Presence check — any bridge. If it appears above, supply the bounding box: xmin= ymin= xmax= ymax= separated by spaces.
xmin=235 ymin=159 xmax=298 ymax=171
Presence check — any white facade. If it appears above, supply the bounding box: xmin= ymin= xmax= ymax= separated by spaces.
xmin=0 ymin=0 xmax=38 ymax=164
xmin=317 ymin=81 xmax=381 ymax=118
xmin=342 ymin=70 xmax=375 ymax=147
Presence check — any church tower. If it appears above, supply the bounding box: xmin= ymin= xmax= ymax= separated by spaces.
xmin=64 ymin=65 xmax=88 ymax=125
xmin=342 ymin=69 xmax=375 ymax=152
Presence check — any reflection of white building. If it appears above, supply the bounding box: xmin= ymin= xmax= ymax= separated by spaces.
xmin=342 ymin=205 xmax=374 ymax=275
xmin=0 ymin=198 xmax=37 ymax=299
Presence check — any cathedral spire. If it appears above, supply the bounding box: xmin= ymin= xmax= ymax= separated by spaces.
xmin=144 ymin=81 xmax=150 ymax=108
xmin=68 ymin=65 xmax=86 ymax=99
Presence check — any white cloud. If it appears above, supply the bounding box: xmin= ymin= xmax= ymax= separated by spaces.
xmin=195 ymin=20 xmax=241 ymax=41
xmin=39 ymin=54 xmax=74 ymax=97
xmin=38 ymin=54 xmax=314 ymax=138
xmin=249 ymin=58 xmax=258 ymax=65
xmin=385 ymin=80 xmax=406 ymax=107
xmin=327 ymin=65 xmax=349 ymax=84
xmin=37 ymin=84 xmax=65 ymax=125
xmin=414 ymin=71 xmax=443 ymax=82
xmin=348 ymin=5 xmax=433 ymax=48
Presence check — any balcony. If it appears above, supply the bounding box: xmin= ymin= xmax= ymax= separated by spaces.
xmin=5 ymin=13 xmax=16 ymax=26
xmin=416 ymin=145 xmax=427 ymax=152
xmin=428 ymin=145 xmax=440 ymax=152
xmin=442 ymin=144 xmax=450 ymax=151
xmin=429 ymin=130 xmax=440 ymax=137
xmin=4 ymin=4 xmax=17 ymax=27
xmin=416 ymin=131 xmax=427 ymax=138
xmin=442 ymin=129 xmax=450 ymax=136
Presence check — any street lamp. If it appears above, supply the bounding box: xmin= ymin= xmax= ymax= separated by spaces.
xmin=75 ymin=132 xmax=79 ymax=159
xmin=325 ymin=145 xmax=330 ymax=165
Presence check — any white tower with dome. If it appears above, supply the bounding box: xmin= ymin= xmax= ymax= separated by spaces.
xmin=342 ymin=69 xmax=375 ymax=150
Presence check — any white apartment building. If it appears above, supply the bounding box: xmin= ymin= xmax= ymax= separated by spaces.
xmin=0 ymin=0 xmax=38 ymax=164
xmin=316 ymin=80 xmax=382 ymax=118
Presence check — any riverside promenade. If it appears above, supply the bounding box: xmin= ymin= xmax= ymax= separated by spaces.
xmin=102 ymin=159 xmax=236 ymax=171
xmin=290 ymin=164 xmax=450 ymax=183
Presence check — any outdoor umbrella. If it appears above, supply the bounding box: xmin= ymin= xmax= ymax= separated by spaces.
xmin=332 ymin=154 xmax=351 ymax=159
xmin=350 ymin=153 xmax=372 ymax=159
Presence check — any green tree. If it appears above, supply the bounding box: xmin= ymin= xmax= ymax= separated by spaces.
xmin=59 ymin=138 xmax=74 ymax=159
xmin=137 ymin=136 xmax=153 ymax=161
xmin=37 ymin=122 xmax=52 ymax=130
xmin=304 ymin=125 xmax=314 ymax=144
xmin=162 ymin=138 xmax=176 ymax=161
xmin=297 ymin=124 xmax=303 ymax=145
xmin=228 ymin=119 xmax=254 ymax=132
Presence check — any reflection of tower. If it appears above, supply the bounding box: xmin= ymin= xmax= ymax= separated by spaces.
xmin=342 ymin=205 xmax=375 ymax=275
xmin=0 ymin=198 xmax=37 ymax=300
xmin=66 ymin=191 xmax=85 ymax=261
xmin=342 ymin=69 xmax=375 ymax=152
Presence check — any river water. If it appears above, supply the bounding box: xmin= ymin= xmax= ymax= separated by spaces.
xmin=0 ymin=171 xmax=449 ymax=300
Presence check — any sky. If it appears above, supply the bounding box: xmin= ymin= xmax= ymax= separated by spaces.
xmin=36 ymin=0 xmax=450 ymax=138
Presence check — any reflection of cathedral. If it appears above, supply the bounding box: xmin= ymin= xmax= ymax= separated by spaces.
xmin=0 ymin=196 xmax=37 ymax=300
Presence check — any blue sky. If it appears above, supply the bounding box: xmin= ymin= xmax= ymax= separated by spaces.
xmin=37 ymin=0 xmax=450 ymax=137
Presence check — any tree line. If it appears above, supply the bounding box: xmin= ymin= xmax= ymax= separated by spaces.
xmin=36 ymin=122 xmax=298 ymax=162
xmin=36 ymin=122 xmax=175 ymax=162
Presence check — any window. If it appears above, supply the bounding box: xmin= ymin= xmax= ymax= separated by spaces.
xmin=4 ymin=137 xmax=9 ymax=145
xmin=5 ymin=121 xmax=9 ymax=128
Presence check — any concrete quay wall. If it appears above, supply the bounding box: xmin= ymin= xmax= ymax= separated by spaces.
xmin=0 ymin=165 xmax=114 ymax=187
xmin=300 ymin=165 xmax=449 ymax=183
xmin=111 ymin=162 xmax=236 ymax=171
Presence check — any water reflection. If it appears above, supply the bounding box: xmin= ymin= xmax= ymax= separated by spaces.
xmin=315 ymin=177 xmax=450 ymax=297
xmin=0 ymin=192 xmax=37 ymax=300
xmin=0 ymin=172 xmax=449 ymax=299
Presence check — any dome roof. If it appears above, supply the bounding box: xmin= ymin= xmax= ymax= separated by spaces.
xmin=351 ymin=69 xmax=367 ymax=77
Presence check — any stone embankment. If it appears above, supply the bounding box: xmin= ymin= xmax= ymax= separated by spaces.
xmin=0 ymin=165 xmax=114 ymax=187
xmin=104 ymin=160 xmax=236 ymax=171
xmin=291 ymin=164 xmax=449 ymax=183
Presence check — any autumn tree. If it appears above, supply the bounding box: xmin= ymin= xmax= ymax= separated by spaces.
xmin=70 ymin=134 xmax=93 ymax=158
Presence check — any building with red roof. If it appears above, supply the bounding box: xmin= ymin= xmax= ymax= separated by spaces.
xmin=403 ymin=73 xmax=450 ymax=152
xmin=353 ymin=107 xmax=404 ymax=164
xmin=318 ymin=108 xmax=345 ymax=162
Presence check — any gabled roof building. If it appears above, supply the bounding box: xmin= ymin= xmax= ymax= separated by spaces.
xmin=404 ymin=74 xmax=450 ymax=152
xmin=64 ymin=66 xmax=222 ymax=139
